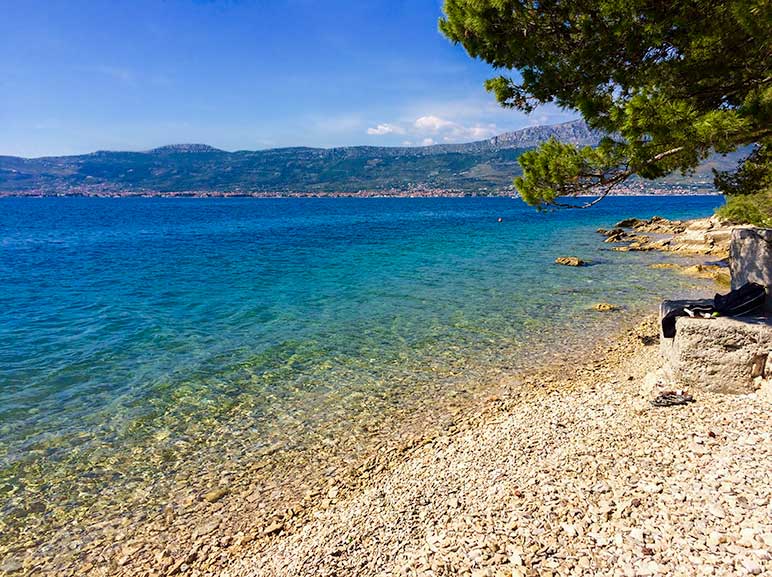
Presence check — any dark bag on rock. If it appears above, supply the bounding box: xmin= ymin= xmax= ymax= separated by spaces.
xmin=661 ymin=282 xmax=766 ymax=339
xmin=713 ymin=282 xmax=766 ymax=316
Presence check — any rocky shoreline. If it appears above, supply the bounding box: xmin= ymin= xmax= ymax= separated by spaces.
xmin=6 ymin=214 xmax=768 ymax=577
xmin=597 ymin=215 xmax=733 ymax=258
xmin=223 ymin=316 xmax=771 ymax=577
xmin=216 ymin=216 xmax=769 ymax=576
xmin=598 ymin=215 xmax=735 ymax=287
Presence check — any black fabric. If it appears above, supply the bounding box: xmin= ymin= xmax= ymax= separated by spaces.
xmin=714 ymin=282 xmax=766 ymax=316
xmin=661 ymin=301 xmax=715 ymax=338
xmin=660 ymin=282 xmax=767 ymax=338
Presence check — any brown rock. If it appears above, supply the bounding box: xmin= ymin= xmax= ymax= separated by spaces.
xmin=594 ymin=303 xmax=620 ymax=312
xmin=203 ymin=488 xmax=229 ymax=503
xmin=555 ymin=257 xmax=587 ymax=267
xmin=262 ymin=522 xmax=284 ymax=536
xmin=679 ymin=264 xmax=730 ymax=285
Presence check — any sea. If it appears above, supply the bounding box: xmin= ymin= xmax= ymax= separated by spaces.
xmin=0 ymin=195 xmax=722 ymax=562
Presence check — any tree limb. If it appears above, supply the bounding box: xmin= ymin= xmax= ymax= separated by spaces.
xmin=548 ymin=146 xmax=686 ymax=209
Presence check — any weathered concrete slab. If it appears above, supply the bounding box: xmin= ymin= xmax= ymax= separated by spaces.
xmin=660 ymin=312 xmax=772 ymax=394
xmin=730 ymin=227 xmax=772 ymax=311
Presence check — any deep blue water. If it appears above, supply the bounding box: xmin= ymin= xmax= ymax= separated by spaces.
xmin=0 ymin=195 xmax=721 ymax=541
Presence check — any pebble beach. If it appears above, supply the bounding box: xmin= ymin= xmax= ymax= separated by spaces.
xmin=223 ymin=317 xmax=771 ymax=577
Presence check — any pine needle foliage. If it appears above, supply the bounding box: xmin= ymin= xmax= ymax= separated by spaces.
xmin=440 ymin=0 xmax=772 ymax=218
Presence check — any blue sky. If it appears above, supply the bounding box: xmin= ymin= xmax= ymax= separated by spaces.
xmin=1 ymin=0 xmax=575 ymax=157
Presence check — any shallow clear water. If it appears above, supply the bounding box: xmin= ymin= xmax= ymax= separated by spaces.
xmin=0 ymin=195 xmax=721 ymax=549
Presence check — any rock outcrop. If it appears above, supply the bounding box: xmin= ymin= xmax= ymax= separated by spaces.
xmin=659 ymin=312 xmax=772 ymax=394
xmin=600 ymin=215 xmax=734 ymax=258
xmin=555 ymin=256 xmax=586 ymax=266
xmin=730 ymin=228 xmax=772 ymax=311
xmin=667 ymin=217 xmax=733 ymax=258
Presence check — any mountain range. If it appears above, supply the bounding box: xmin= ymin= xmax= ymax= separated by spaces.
xmin=0 ymin=120 xmax=731 ymax=197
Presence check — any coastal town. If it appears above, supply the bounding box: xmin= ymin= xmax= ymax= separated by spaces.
xmin=0 ymin=181 xmax=716 ymax=199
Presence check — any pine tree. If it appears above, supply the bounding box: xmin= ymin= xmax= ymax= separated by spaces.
xmin=440 ymin=0 xmax=771 ymax=218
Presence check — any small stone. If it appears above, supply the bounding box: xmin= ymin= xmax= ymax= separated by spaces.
xmin=740 ymin=558 xmax=762 ymax=575
xmin=117 ymin=555 xmax=131 ymax=566
xmin=629 ymin=528 xmax=645 ymax=542
xmin=203 ymin=488 xmax=229 ymax=503
xmin=707 ymin=531 xmax=725 ymax=547
xmin=0 ymin=559 xmax=22 ymax=573
xmin=642 ymin=483 xmax=663 ymax=494
xmin=262 ymin=522 xmax=284 ymax=536
xmin=754 ymin=549 xmax=772 ymax=561
xmin=636 ymin=560 xmax=663 ymax=575
xmin=707 ymin=504 xmax=725 ymax=519
xmin=738 ymin=527 xmax=758 ymax=547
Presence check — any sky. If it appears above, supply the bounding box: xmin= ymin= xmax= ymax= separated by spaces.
xmin=0 ymin=0 xmax=576 ymax=157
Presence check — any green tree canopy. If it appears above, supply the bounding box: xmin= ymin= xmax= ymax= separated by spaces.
xmin=440 ymin=0 xmax=771 ymax=213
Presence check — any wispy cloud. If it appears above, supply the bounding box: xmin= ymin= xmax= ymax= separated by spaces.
xmin=366 ymin=123 xmax=404 ymax=135
xmin=367 ymin=114 xmax=500 ymax=144
xmin=365 ymin=98 xmax=580 ymax=146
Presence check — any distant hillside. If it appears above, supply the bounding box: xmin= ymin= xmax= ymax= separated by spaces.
xmin=0 ymin=120 xmax=741 ymax=196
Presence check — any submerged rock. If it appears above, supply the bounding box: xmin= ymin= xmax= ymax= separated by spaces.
xmin=679 ymin=264 xmax=731 ymax=285
xmin=203 ymin=488 xmax=229 ymax=503
xmin=555 ymin=256 xmax=586 ymax=267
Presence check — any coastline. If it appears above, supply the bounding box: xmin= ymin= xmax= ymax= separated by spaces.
xmin=20 ymin=307 xmax=763 ymax=577
xmin=11 ymin=310 xmax=771 ymax=576
xmin=223 ymin=315 xmax=771 ymax=577
xmin=0 ymin=191 xmax=721 ymax=199
xmin=9 ymin=314 xmax=663 ymax=577
xmin=1 ymin=203 xmax=743 ymax=577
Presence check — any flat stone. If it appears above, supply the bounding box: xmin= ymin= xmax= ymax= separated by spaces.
xmin=730 ymin=228 xmax=772 ymax=311
xmin=262 ymin=522 xmax=284 ymax=536
xmin=555 ymin=256 xmax=587 ymax=267
xmin=203 ymin=488 xmax=229 ymax=503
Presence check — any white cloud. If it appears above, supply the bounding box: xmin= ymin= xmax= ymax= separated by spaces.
xmin=464 ymin=124 xmax=499 ymax=139
xmin=366 ymin=123 xmax=404 ymax=135
xmin=367 ymin=115 xmax=500 ymax=144
xmin=414 ymin=115 xmax=454 ymax=132
xmin=366 ymin=105 xmax=576 ymax=146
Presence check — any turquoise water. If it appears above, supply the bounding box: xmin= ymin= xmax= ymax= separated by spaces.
xmin=0 ymin=195 xmax=720 ymax=555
